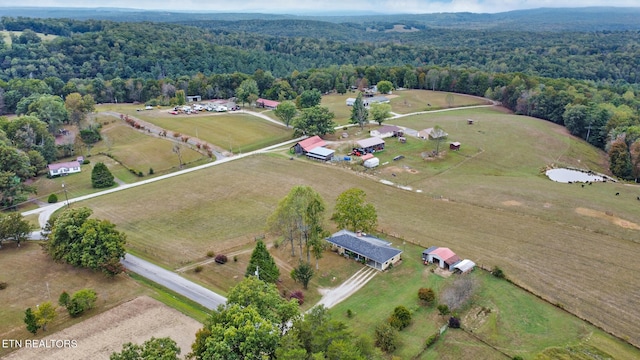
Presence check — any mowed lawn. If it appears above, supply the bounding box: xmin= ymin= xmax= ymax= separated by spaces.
xmin=131 ymin=110 xmax=294 ymax=153
xmin=330 ymin=244 xmax=640 ymax=359
xmin=92 ymin=116 xmax=207 ymax=174
xmin=75 ymin=108 xmax=640 ymax=349
xmin=320 ymin=90 xmax=487 ymax=125
xmin=0 ymin=242 xmax=148 ymax=358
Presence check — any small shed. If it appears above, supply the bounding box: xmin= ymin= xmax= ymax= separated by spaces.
xmin=346 ymin=98 xmax=356 ymax=106
xmin=453 ymin=259 xmax=476 ymax=274
xmin=467 ymin=119 xmax=474 ymax=125
xmin=422 ymin=247 xmax=461 ymax=270
xmin=357 ymin=137 xmax=385 ymax=154
xmin=418 ymin=128 xmax=448 ymax=140
xmin=363 ymin=157 xmax=380 ymax=168
xmin=450 ymin=142 xmax=461 ymax=151
xmin=186 ymin=95 xmax=202 ymax=102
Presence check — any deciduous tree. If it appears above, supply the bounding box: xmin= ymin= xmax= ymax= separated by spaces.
xmin=274 ymin=101 xmax=297 ymax=127
xmin=34 ymin=301 xmax=56 ymax=332
xmin=45 ymin=207 xmax=127 ymax=276
xmin=376 ymin=80 xmax=393 ymax=94
xmin=111 ymin=337 xmax=180 ymax=360
xmin=332 ymin=188 xmax=377 ymax=233
xmin=0 ymin=212 xmax=32 ymax=248
xmin=369 ymin=102 xmax=391 ymax=125
xmin=292 ymin=105 xmax=336 ymax=137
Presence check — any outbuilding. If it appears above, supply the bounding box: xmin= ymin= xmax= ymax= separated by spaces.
xmin=306 ymin=147 xmax=335 ymax=161
xmin=256 ymin=98 xmax=280 ymax=109
xmin=453 ymin=259 xmax=476 ymax=274
xmin=363 ymin=157 xmax=380 ymax=168
xmin=422 ymin=246 xmax=461 ymax=271
xmin=450 ymin=142 xmax=461 ymax=151
xmin=291 ymin=136 xmax=326 ymax=155
xmin=357 ymin=137 xmax=385 ymax=154
xmin=326 ymin=229 xmax=402 ymax=271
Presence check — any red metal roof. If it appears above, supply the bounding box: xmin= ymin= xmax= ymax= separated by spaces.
xmin=257 ymin=98 xmax=280 ymax=108
xmin=298 ymin=136 xmax=326 ymax=152
xmin=430 ymin=247 xmax=460 ymax=264
xmin=361 ymin=153 xmax=374 ymax=161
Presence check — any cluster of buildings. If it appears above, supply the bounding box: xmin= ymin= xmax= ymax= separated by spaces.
xmin=325 ymin=229 xmax=475 ymax=274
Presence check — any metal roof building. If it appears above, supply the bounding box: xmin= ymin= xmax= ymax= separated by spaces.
xmin=327 ymin=230 xmax=402 ymax=271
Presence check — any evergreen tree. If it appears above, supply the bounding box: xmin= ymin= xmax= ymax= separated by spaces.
xmin=245 ymin=240 xmax=280 ymax=283
xmin=24 ymin=307 xmax=40 ymax=334
xmin=350 ymin=92 xmax=368 ymax=129
xmin=91 ymin=162 xmax=115 ymax=188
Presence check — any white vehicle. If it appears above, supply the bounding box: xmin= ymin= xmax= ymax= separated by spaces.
xmin=145 ymin=105 xmax=153 ymax=110
xmin=193 ymin=104 xmax=204 ymax=111
xmin=216 ymin=105 xmax=228 ymax=112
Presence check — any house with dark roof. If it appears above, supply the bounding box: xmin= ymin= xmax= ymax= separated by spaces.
xmin=422 ymin=246 xmax=461 ymax=270
xmin=47 ymin=161 xmax=81 ymax=177
xmin=370 ymin=125 xmax=403 ymax=139
xmin=326 ymin=229 xmax=402 ymax=271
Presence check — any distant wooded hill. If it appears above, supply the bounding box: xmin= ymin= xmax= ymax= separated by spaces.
xmin=2 ymin=7 xmax=640 ymax=32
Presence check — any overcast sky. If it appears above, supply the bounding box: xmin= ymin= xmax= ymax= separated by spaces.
xmin=1 ymin=0 xmax=639 ymax=14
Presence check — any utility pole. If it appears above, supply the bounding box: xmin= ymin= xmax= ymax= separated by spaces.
xmin=62 ymin=183 xmax=69 ymax=209
xmin=254 ymin=265 xmax=259 ymax=280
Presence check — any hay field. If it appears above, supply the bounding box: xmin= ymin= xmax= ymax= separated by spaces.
xmin=2 ymin=296 xmax=201 ymax=360
xmin=0 ymin=242 xmax=147 ymax=358
xmin=75 ymin=107 xmax=640 ymax=347
xmin=131 ymin=111 xmax=293 ymax=153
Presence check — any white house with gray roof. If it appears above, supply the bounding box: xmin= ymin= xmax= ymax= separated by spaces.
xmin=326 ymin=229 xmax=402 ymax=271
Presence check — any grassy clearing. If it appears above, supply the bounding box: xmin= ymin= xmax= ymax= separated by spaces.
xmin=389 ymin=89 xmax=489 ymax=114
xmin=0 ymin=242 xmax=147 ymax=357
xmin=0 ymin=30 xmax=58 ymax=45
xmin=73 ymin=107 xmax=640 ymax=349
xmin=320 ymin=90 xmax=488 ymax=125
xmin=92 ymin=115 xmax=206 ymax=174
xmin=121 ymin=108 xmax=294 ymax=153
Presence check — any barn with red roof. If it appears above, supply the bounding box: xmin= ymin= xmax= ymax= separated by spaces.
xmin=256 ymin=98 xmax=280 ymax=109
xmin=290 ymin=136 xmax=335 ymax=161
xmin=422 ymin=246 xmax=461 ymax=270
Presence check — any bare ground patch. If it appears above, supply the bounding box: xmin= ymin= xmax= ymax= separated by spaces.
xmin=502 ymin=200 xmax=522 ymax=206
xmin=575 ymin=207 xmax=640 ymax=230
xmin=3 ymin=296 xmax=201 ymax=360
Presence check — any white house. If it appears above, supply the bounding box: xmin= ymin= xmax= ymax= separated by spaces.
xmin=370 ymin=125 xmax=403 ymax=139
xmin=48 ymin=161 xmax=81 ymax=177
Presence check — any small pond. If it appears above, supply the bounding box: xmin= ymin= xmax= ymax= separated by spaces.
xmin=545 ymin=168 xmax=606 ymax=183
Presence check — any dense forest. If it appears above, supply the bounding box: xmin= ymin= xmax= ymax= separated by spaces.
xmin=0 ymin=10 xmax=639 ymax=209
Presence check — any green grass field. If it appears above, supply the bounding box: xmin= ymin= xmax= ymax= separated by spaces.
xmin=320 ymin=90 xmax=487 ymax=125
xmin=329 ymin=243 xmax=640 ymax=359
xmin=13 ymin=98 xmax=640 ymax=357
xmin=0 ymin=30 xmax=58 ymax=45
xmin=0 ymin=242 xmax=147 ymax=357
xmin=115 ymin=106 xmax=294 ymax=153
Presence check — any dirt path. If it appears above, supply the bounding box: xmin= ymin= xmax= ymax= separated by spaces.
xmin=100 ymin=111 xmax=230 ymax=159
xmin=2 ymin=296 xmax=201 ymax=360
xmin=314 ymin=267 xmax=377 ymax=309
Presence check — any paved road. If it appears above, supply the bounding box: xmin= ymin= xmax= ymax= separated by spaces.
xmin=22 ymin=135 xmax=306 ymax=310
xmin=122 ymin=253 xmax=227 ymax=310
